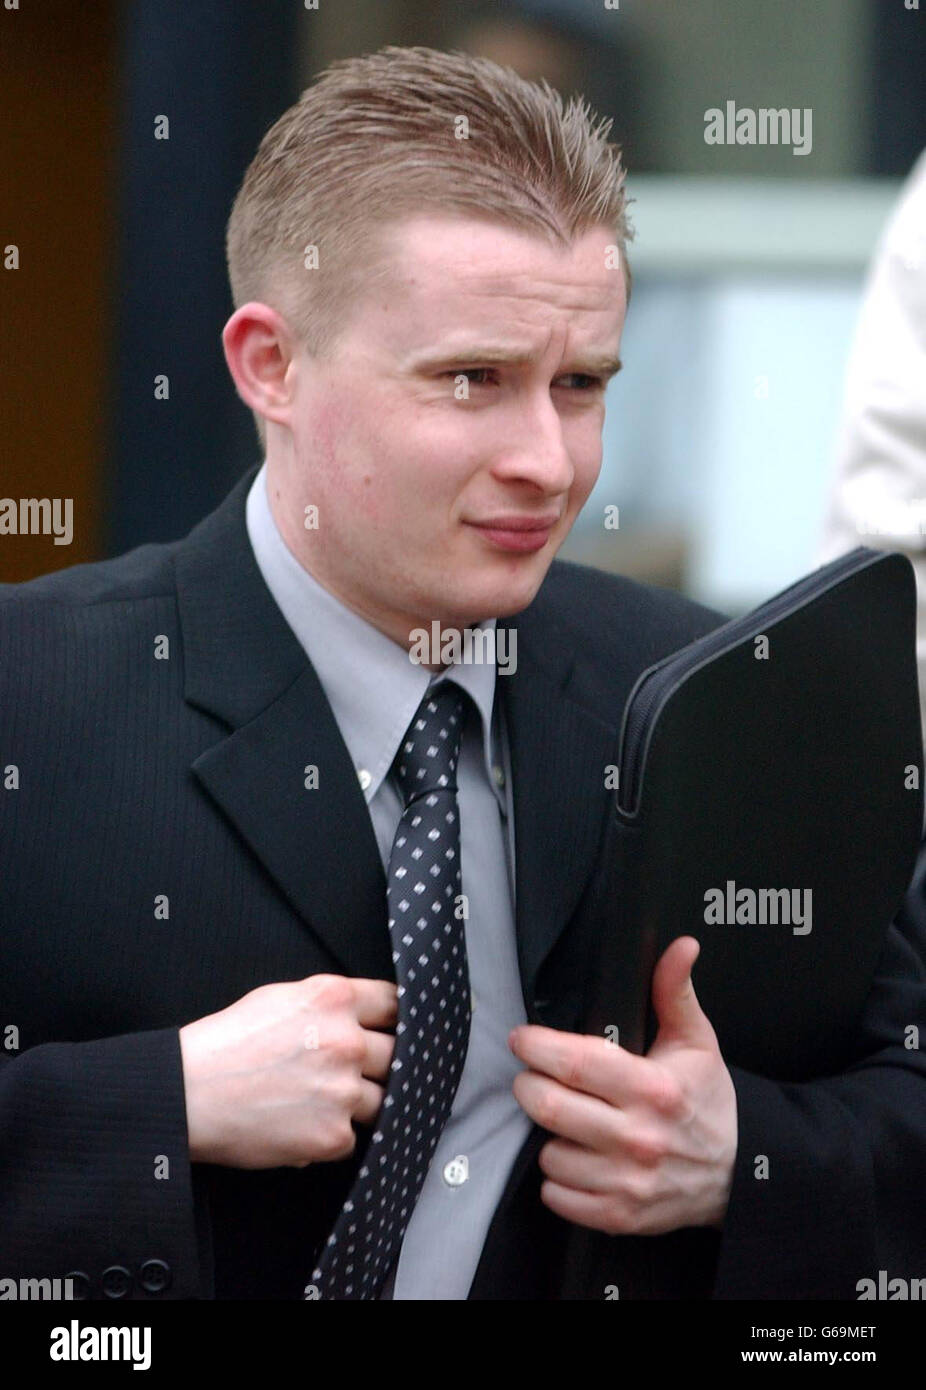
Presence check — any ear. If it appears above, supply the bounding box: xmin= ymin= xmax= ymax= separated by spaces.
xmin=221 ymin=302 xmax=298 ymax=433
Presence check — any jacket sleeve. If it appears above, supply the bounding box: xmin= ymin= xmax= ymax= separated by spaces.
xmin=711 ymin=919 xmax=926 ymax=1298
xmin=0 ymin=1025 xmax=212 ymax=1300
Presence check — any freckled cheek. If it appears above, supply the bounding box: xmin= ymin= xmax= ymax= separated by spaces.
xmin=342 ymin=464 xmax=422 ymax=537
xmin=306 ymin=398 xmax=373 ymax=504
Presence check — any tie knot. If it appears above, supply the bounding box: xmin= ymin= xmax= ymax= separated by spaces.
xmin=392 ymin=680 xmax=469 ymax=808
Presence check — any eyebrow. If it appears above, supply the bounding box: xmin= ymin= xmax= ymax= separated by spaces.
xmin=406 ymin=347 xmax=624 ymax=380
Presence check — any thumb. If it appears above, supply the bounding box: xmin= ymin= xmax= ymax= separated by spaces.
xmin=648 ymin=936 xmax=716 ymax=1053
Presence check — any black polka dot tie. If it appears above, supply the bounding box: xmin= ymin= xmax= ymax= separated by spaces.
xmin=311 ymin=679 xmax=473 ymax=1298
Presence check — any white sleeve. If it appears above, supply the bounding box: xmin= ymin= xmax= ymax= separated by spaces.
xmin=819 ymin=148 xmax=926 ymax=745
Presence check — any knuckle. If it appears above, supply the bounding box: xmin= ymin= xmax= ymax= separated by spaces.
xmin=600 ymin=1201 xmax=624 ymax=1236
xmin=336 ymin=1123 xmax=358 ymax=1157
xmin=242 ymin=981 xmax=275 ymax=1010
xmin=305 ymin=973 xmax=353 ymax=1011
xmin=319 ymin=1122 xmax=356 ymax=1161
xmin=621 ymin=1168 xmax=655 ymax=1210
xmin=627 ymin=1130 xmax=668 ymax=1168
xmin=335 ymin=1075 xmax=364 ymax=1112
xmin=647 ymin=1071 xmax=685 ymax=1119
xmin=535 ymin=1087 xmax=562 ymax=1132
xmin=561 ymin=1044 xmax=588 ymax=1092
xmin=609 ymin=1196 xmax=645 ymax=1235
xmin=328 ymin=1026 xmax=366 ymax=1065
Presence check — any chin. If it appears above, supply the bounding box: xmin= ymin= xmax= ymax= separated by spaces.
xmin=425 ymin=551 xmax=553 ymax=628
xmin=476 ymin=565 xmax=550 ymax=621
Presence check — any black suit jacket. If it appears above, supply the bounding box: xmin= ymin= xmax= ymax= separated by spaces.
xmin=2 ymin=464 xmax=925 ymax=1300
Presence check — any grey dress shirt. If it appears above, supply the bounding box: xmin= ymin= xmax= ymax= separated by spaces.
xmin=245 ymin=461 xmax=533 ymax=1299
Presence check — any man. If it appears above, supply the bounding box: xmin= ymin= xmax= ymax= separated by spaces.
xmin=2 ymin=46 xmax=924 ymax=1302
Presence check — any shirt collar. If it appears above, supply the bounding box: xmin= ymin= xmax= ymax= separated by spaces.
xmin=244 ymin=460 xmax=505 ymax=811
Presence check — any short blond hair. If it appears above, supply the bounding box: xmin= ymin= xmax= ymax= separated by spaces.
xmin=225 ymin=44 xmax=634 ymax=451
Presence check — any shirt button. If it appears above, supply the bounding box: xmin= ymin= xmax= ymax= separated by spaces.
xmin=139 ymin=1259 xmax=172 ymax=1295
xmin=443 ymin=1155 xmax=469 ymax=1187
xmin=492 ymin=765 xmax=505 ymax=788
xmin=101 ymin=1265 xmax=133 ymax=1299
xmin=357 ymin=768 xmax=372 ymax=792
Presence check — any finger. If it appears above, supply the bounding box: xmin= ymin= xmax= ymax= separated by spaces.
xmin=538 ymin=1137 xmax=623 ymax=1194
xmin=539 ymin=1179 xmax=615 ymax=1232
xmin=513 ymin=1070 xmax=632 ymax=1151
xmin=353 ymin=1077 xmax=387 ymax=1126
xmin=351 ymin=978 xmax=400 ymax=1028
xmin=361 ymin=1026 xmax=396 ymax=1081
xmin=510 ymin=1025 xmax=658 ymax=1108
xmin=650 ymin=936 xmax=717 ymax=1052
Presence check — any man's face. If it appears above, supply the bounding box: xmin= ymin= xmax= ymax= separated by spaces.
xmin=271 ymin=215 xmax=627 ymax=648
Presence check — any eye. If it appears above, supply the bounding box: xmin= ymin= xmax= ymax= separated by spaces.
xmin=439 ymin=369 xmax=605 ymax=391
xmin=555 ymin=374 xmax=605 ymax=391
xmin=443 ymin=368 xmax=496 ymax=386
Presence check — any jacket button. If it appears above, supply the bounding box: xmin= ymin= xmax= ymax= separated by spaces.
xmin=101 ymin=1265 xmax=133 ymax=1299
xmin=64 ymin=1271 xmax=91 ymax=1300
xmin=139 ymin=1259 xmax=172 ymax=1295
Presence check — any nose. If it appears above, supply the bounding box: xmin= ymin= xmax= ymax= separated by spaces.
xmin=489 ymin=390 xmax=575 ymax=497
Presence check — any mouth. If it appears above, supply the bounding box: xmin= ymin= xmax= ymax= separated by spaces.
xmin=465 ymin=515 xmax=559 ymax=554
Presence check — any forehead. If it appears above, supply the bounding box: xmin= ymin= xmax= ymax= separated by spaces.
xmin=368 ymin=215 xmax=625 ymax=320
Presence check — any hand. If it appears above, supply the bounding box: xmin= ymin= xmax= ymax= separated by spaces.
xmin=508 ymin=937 xmax=737 ymax=1235
xmin=179 ymin=974 xmax=397 ymax=1169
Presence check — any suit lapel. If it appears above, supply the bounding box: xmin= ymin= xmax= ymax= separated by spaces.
xmin=175 ymin=466 xmax=393 ymax=983
xmin=499 ymin=604 xmax=620 ymax=1017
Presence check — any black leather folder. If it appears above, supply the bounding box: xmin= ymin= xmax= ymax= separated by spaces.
xmin=582 ymin=547 xmax=924 ymax=1082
